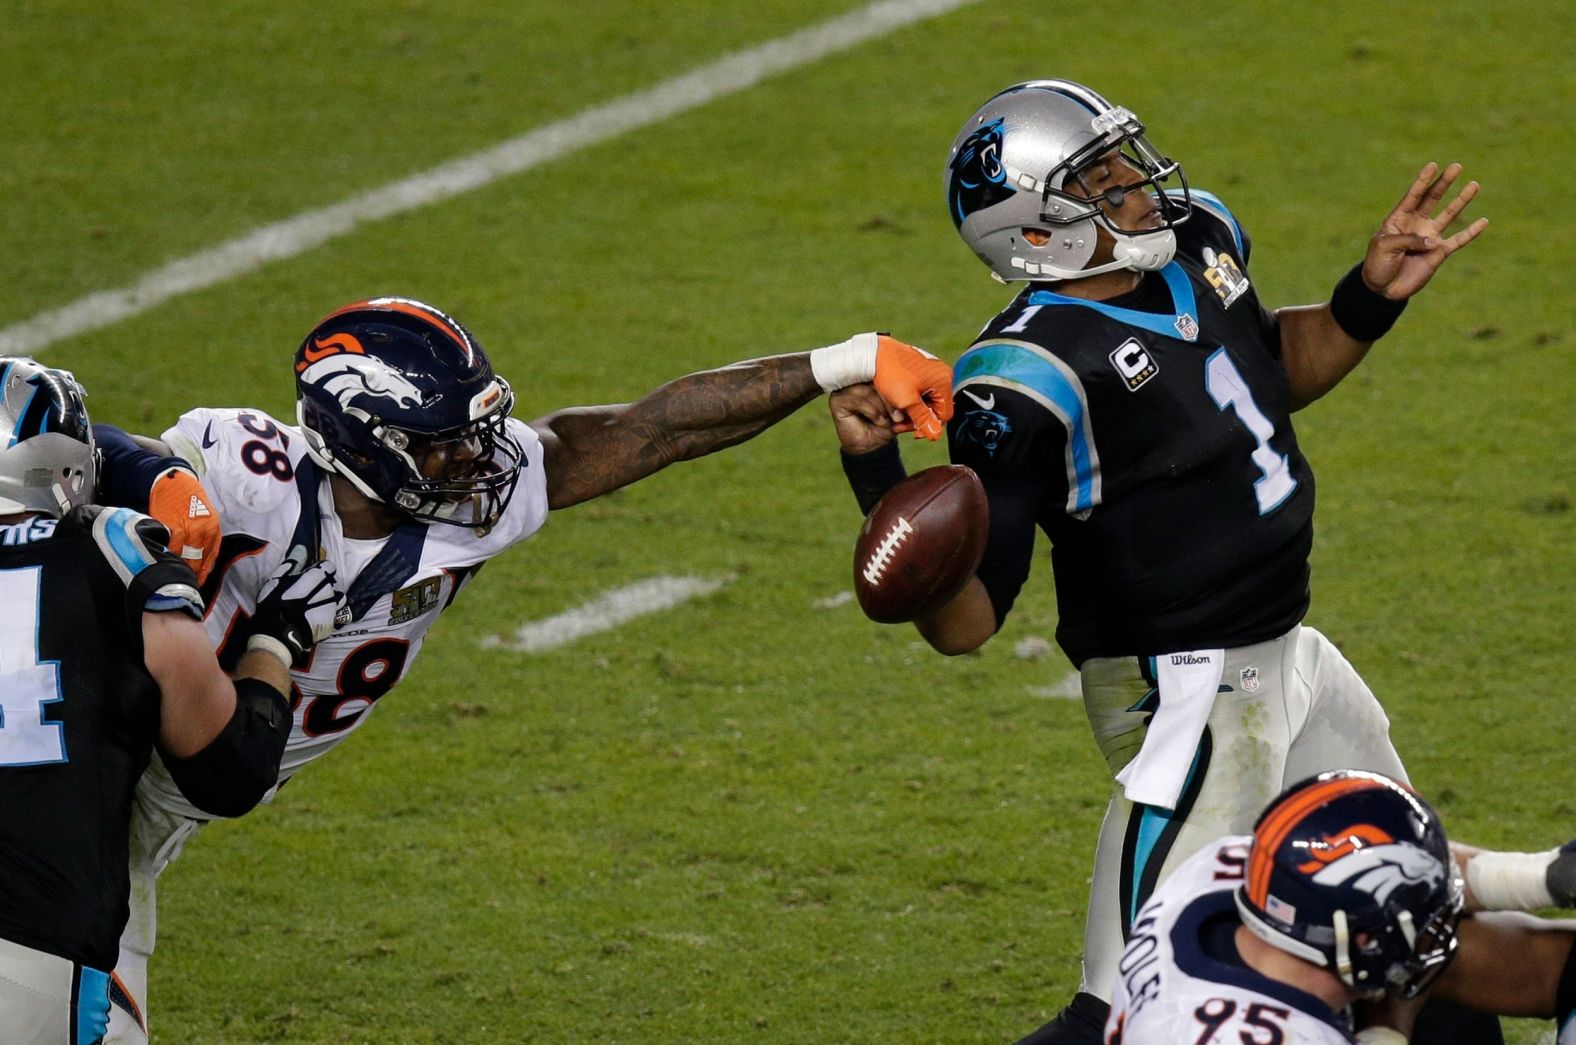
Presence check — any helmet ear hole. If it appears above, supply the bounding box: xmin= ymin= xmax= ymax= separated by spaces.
xmin=1021 ymin=229 xmax=1052 ymax=247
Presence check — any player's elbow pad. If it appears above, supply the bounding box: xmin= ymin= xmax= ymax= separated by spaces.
xmin=162 ymin=678 xmax=292 ymax=818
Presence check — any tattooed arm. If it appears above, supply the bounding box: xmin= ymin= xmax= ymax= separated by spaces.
xmin=529 ymin=354 xmax=827 ymax=510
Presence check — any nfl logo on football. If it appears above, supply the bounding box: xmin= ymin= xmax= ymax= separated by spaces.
xmin=1239 ymin=666 xmax=1260 ymax=693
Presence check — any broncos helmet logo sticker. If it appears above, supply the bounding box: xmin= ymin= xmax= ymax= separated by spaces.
xmin=1308 ymin=841 xmax=1445 ymax=907
xmin=300 ymin=355 xmax=426 ymax=414
xmin=948 ymin=118 xmax=1015 ymax=229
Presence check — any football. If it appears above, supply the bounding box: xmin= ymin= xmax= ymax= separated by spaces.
xmin=853 ymin=465 xmax=989 ymax=624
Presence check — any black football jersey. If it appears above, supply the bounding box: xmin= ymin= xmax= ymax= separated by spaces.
xmin=948 ymin=191 xmax=1314 ymax=666
xmin=0 ymin=506 xmax=200 ymax=970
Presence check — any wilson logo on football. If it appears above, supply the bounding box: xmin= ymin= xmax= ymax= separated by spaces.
xmin=860 ymin=516 xmax=914 ymax=587
xmin=296 ymin=332 xmax=367 ymax=373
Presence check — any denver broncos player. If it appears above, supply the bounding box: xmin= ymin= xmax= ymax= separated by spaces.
xmin=91 ymin=296 xmax=953 ymax=1042
xmin=829 ymin=79 xmax=1490 ymax=1044
xmin=1104 ymin=771 xmax=1576 ymax=1043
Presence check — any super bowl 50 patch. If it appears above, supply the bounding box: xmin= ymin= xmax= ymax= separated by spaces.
xmin=390 ymin=576 xmax=443 ymax=625
xmin=1203 ymin=247 xmax=1251 ymax=309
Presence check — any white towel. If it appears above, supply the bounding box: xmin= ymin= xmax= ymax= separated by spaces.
xmin=1114 ymin=648 xmax=1224 ymax=810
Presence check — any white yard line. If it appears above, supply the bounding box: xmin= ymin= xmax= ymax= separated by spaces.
xmin=2 ymin=0 xmax=981 ymax=356
xmin=481 ymin=575 xmax=732 ymax=653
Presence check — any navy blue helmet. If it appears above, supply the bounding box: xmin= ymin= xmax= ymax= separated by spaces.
xmin=1236 ymin=770 xmax=1462 ymax=998
xmin=294 ymin=298 xmax=523 ymax=530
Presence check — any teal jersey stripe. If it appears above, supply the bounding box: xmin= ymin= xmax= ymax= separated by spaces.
xmin=954 ymin=342 xmax=1098 ymax=513
xmin=1028 ymin=260 xmax=1199 ymax=342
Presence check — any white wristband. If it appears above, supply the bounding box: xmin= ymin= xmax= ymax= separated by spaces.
xmin=1465 ymin=849 xmax=1558 ymax=910
xmin=809 ymin=332 xmax=879 ymax=392
xmin=1355 ymin=1028 xmax=1408 ymax=1045
xmin=245 ymin=633 xmax=294 ymax=671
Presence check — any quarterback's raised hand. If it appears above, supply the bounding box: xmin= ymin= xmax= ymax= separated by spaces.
xmin=1363 ymin=162 xmax=1489 ymax=301
xmin=147 ymin=465 xmax=221 ymax=583
xmin=246 ymin=559 xmax=345 ymax=669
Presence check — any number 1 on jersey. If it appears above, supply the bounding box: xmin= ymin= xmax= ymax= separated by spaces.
xmin=1204 ymin=349 xmax=1298 ymax=515
xmin=0 ymin=567 xmax=67 ymax=766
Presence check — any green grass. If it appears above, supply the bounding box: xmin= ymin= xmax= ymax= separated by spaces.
xmin=6 ymin=1 xmax=1575 ymax=1041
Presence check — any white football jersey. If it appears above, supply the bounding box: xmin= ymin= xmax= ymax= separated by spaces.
xmin=138 ymin=407 xmax=550 ymax=820
xmin=1105 ymin=837 xmax=1357 ymax=1044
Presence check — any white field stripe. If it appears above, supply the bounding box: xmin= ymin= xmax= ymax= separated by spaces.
xmin=480 ymin=575 xmax=731 ymax=653
xmin=3 ymin=0 xmax=981 ymax=356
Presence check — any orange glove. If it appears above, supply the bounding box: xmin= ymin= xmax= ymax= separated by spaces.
xmin=872 ymin=335 xmax=954 ymax=441
xmin=147 ymin=466 xmax=221 ymax=584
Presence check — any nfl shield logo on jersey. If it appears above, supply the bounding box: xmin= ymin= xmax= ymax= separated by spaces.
xmin=1240 ymin=666 xmax=1260 ymax=693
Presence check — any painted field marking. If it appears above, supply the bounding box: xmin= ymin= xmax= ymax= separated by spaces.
xmin=3 ymin=0 xmax=981 ymax=355
xmin=481 ymin=575 xmax=732 ymax=653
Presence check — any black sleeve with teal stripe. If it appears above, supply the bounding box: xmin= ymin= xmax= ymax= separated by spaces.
xmin=948 ymin=347 xmax=1069 ymax=629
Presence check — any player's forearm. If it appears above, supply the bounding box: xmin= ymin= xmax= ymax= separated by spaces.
xmin=93 ymin=423 xmax=185 ymax=509
xmin=1275 ymin=306 xmax=1375 ymax=410
xmin=1432 ymin=913 xmax=1576 ymax=1018
xmin=629 ymin=353 xmax=823 ymax=448
xmin=914 ymin=575 xmax=997 ymax=655
xmin=538 ymin=354 xmax=823 ymax=508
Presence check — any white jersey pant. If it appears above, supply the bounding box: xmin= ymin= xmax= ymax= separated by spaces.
xmin=103 ymin=782 xmax=203 ymax=1045
xmin=1075 ymin=624 xmax=1407 ymax=1001
xmin=0 ymin=935 xmax=112 ymax=1044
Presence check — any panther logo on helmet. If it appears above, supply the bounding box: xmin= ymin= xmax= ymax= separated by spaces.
xmin=299 ymin=355 xmax=426 ymax=415
xmin=947 ymin=118 xmax=1015 ymax=230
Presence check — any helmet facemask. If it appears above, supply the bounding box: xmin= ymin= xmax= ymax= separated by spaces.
xmin=380 ymin=384 xmax=524 ymax=530
xmin=299 ymin=378 xmax=523 ymax=532
xmin=1037 ymin=107 xmax=1192 ymax=278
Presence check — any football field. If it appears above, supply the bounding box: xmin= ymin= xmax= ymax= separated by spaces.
xmin=5 ymin=1 xmax=1574 ymax=1041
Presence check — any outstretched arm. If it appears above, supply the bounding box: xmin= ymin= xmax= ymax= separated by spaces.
xmin=1279 ymin=162 xmax=1488 ymax=410
xmin=531 ymin=337 xmax=952 ymax=510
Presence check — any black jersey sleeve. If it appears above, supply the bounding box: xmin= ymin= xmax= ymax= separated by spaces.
xmin=62 ymin=506 xmax=204 ymax=658
xmin=949 ymin=342 xmax=1085 ymax=627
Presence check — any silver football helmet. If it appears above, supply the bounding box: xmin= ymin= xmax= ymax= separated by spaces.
xmin=0 ymin=357 xmax=98 ymax=516
xmin=943 ymin=80 xmax=1192 ymax=282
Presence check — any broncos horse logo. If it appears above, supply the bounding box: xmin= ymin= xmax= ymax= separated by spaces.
xmin=300 ymin=355 xmax=426 ymax=414
xmin=948 ymin=118 xmax=1015 ymax=229
xmin=1308 ymin=840 xmax=1445 ymax=907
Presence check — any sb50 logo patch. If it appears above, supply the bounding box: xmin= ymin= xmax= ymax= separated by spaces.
xmin=1203 ymin=246 xmax=1251 ymax=308
xmin=1109 ymin=339 xmax=1157 ymax=391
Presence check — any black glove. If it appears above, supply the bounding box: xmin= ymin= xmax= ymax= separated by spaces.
xmin=246 ymin=559 xmax=344 ymax=668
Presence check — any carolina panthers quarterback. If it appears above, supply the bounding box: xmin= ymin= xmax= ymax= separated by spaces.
xmin=90 ymin=296 xmax=954 ymax=1042
xmin=1104 ymin=770 xmax=1576 ymax=1044
xmin=828 ymin=79 xmax=1491 ymax=1044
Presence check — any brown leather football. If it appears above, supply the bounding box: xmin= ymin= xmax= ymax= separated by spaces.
xmin=853 ymin=465 xmax=989 ymax=624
